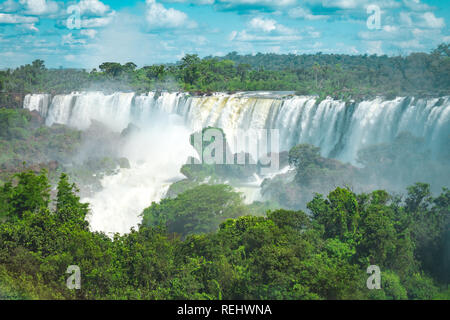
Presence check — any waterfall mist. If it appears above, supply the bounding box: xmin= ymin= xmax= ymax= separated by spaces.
xmin=86 ymin=113 xmax=196 ymax=235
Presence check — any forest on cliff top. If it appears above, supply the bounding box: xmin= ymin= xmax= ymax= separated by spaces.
xmin=1 ymin=43 xmax=449 ymax=109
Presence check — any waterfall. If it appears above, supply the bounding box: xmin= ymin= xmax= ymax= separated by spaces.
xmin=23 ymin=93 xmax=51 ymax=118
xmin=24 ymin=92 xmax=450 ymax=164
xmin=23 ymin=92 xmax=450 ymax=235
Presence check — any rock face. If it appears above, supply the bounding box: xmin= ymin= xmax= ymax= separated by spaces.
xmin=29 ymin=110 xmax=45 ymax=126
xmin=120 ymin=123 xmax=140 ymax=138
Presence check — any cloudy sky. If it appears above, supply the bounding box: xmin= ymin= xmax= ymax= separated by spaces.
xmin=0 ymin=0 xmax=448 ymax=68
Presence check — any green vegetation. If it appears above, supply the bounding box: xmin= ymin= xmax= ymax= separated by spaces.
xmin=0 ymin=169 xmax=448 ymax=300
xmin=0 ymin=108 xmax=133 ymax=196
xmin=1 ymin=43 xmax=449 ymax=108
xmin=0 ymin=108 xmax=81 ymax=184
xmin=262 ymin=144 xmax=358 ymax=209
xmin=262 ymin=132 xmax=450 ymax=210
xmin=142 ymin=184 xmax=247 ymax=238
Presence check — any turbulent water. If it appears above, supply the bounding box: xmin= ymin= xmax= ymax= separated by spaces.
xmin=86 ymin=117 xmax=196 ymax=235
xmin=24 ymin=92 xmax=450 ymax=234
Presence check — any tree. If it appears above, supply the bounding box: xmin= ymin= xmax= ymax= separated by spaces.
xmin=406 ymin=184 xmax=450 ymax=283
xmin=267 ymin=209 xmax=311 ymax=232
xmin=31 ymin=60 xmax=45 ymax=72
xmin=99 ymin=62 xmax=124 ymax=78
xmin=6 ymin=170 xmax=50 ymax=219
xmin=237 ymin=63 xmax=252 ymax=82
xmin=357 ymin=190 xmax=398 ymax=266
xmin=307 ymin=187 xmax=360 ymax=241
xmin=288 ymin=144 xmax=322 ymax=186
xmin=144 ymin=65 xmax=165 ymax=81
xmin=123 ymin=62 xmax=137 ymax=73
xmin=141 ymin=184 xmax=247 ymax=237
xmin=55 ymin=173 xmax=89 ymax=228
xmin=180 ymin=54 xmax=201 ymax=87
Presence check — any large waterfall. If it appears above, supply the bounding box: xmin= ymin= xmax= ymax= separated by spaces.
xmin=23 ymin=92 xmax=450 ymax=235
xmin=26 ymin=92 xmax=450 ymax=163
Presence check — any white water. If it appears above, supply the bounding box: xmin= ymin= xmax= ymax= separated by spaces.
xmin=23 ymin=94 xmax=51 ymax=118
xmin=24 ymin=92 xmax=450 ymax=234
xmin=87 ymin=115 xmax=196 ymax=235
xmin=33 ymin=92 xmax=450 ymax=162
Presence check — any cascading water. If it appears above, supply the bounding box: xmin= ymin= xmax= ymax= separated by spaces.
xmin=87 ymin=115 xmax=197 ymax=235
xmin=24 ymin=92 xmax=450 ymax=234
xmin=29 ymin=92 xmax=450 ymax=163
xmin=23 ymin=94 xmax=51 ymax=118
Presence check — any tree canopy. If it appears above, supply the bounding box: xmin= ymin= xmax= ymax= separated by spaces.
xmin=1 ymin=43 xmax=449 ymax=109
xmin=0 ymin=170 xmax=448 ymax=300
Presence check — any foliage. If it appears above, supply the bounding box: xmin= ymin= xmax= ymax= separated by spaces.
xmin=0 ymin=170 xmax=448 ymax=300
xmin=1 ymin=44 xmax=449 ymax=108
xmin=141 ymin=184 xmax=247 ymax=238
xmin=262 ymin=143 xmax=357 ymax=210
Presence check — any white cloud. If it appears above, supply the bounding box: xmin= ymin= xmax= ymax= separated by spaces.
xmin=399 ymin=11 xmax=445 ymax=29
xmin=0 ymin=12 xmax=38 ymax=23
xmin=0 ymin=0 xmax=20 ymax=12
xmin=402 ymin=0 xmax=432 ymax=12
xmin=77 ymin=0 xmax=111 ymax=16
xmin=146 ymin=0 xmax=196 ymax=29
xmin=202 ymin=0 xmax=295 ymax=9
xmin=222 ymin=0 xmax=295 ymax=6
xmin=358 ymin=6 xmax=446 ymax=54
xmin=62 ymin=33 xmax=86 ymax=45
xmin=168 ymin=0 xmax=296 ymax=13
xmin=80 ymin=28 xmax=98 ymax=38
xmin=229 ymin=15 xmax=304 ymax=45
xmin=289 ymin=7 xmax=329 ymax=20
xmin=190 ymin=35 xmax=207 ymax=45
xmin=80 ymin=12 xmax=162 ymax=68
xmin=399 ymin=11 xmax=413 ymax=26
xmin=249 ymin=17 xmax=276 ymax=32
xmin=57 ymin=8 xmax=115 ymax=29
xmin=248 ymin=17 xmax=294 ymax=34
xmin=421 ymin=12 xmax=445 ymax=29
xmin=382 ymin=25 xmax=398 ymax=33
xmin=307 ymin=28 xmax=320 ymax=38
xmin=24 ymin=22 xmax=38 ymax=31
xmin=19 ymin=0 xmax=59 ymax=16
xmin=81 ymin=13 xmax=114 ymax=28
xmin=229 ymin=30 xmax=301 ymax=42
xmin=307 ymin=0 xmax=400 ymax=10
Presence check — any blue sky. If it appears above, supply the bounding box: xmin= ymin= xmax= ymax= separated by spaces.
xmin=0 ymin=0 xmax=449 ymax=68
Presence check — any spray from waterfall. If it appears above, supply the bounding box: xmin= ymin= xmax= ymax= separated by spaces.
xmin=86 ymin=113 xmax=197 ymax=235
